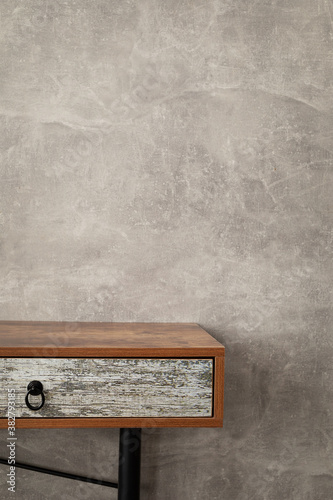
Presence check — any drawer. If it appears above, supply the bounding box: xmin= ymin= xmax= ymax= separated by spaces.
xmin=1 ymin=358 xmax=213 ymax=418
xmin=0 ymin=321 xmax=224 ymax=427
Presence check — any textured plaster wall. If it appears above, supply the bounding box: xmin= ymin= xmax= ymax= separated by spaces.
xmin=1 ymin=1 xmax=333 ymax=499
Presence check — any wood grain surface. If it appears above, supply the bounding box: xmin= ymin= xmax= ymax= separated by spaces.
xmin=0 ymin=321 xmax=225 ymax=357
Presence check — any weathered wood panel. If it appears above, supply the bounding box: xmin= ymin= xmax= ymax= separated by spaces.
xmin=1 ymin=358 xmax=213 ymax=418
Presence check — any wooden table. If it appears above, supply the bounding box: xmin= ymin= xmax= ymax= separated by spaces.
xmin=0 ymin=321 xmax=225 ymax=499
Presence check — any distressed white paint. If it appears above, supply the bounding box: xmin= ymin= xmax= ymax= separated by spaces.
xmin=1 ymin=358 xmax=213 ymax=418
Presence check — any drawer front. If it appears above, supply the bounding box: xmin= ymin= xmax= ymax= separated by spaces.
xmin=1 ymin=358 xmax=213 ymax=418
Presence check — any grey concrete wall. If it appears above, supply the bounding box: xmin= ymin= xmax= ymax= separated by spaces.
xmin=1 ymin=1 xmax=332 ymax=498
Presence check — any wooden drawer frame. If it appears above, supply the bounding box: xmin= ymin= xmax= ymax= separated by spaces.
xmin=0 ymin=321 xmax=225 ymax=428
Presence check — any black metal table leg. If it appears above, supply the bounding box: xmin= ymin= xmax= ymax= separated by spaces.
xmin=118 ymin=428 xmax=141 ymax=500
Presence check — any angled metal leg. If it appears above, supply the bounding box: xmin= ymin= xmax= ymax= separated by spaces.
xmin=0 ymin=458 xmax=118 ymax=488
xmin=118 ymin=428 xmax=141 ymax=500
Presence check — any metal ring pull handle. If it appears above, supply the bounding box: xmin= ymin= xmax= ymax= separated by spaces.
xmin=25 ymin=381 xmax=45 ymax=411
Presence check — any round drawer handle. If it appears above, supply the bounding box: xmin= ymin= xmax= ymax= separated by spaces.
xmin=25 ymin=381 xmax=45 ymax=411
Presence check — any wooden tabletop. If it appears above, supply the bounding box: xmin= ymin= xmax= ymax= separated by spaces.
xmin=0 ymin=321 xmax=225 ymax=357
